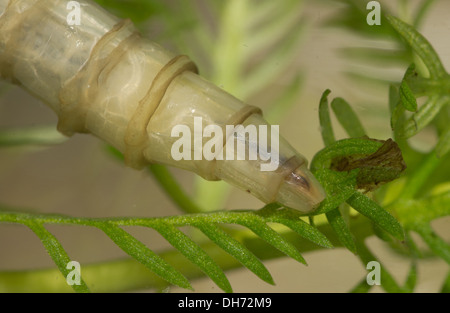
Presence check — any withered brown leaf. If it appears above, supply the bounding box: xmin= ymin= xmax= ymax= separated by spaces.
xmin=331 ymin=138 xmax=407 ymax=191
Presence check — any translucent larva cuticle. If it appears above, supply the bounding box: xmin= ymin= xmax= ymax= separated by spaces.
xmin=0 ymin=0 xmax=326 ymax=212
xmin=271 ymin=155 xmax=325 ymax=213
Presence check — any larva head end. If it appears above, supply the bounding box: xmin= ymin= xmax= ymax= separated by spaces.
xmin=276 ymin=164 xmax=326 ymax=213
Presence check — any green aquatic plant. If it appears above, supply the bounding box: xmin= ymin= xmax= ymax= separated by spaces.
xmin=0 ymin=0 xmax=449 ymax=293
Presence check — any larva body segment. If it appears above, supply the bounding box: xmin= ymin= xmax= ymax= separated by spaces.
xmin=0 ymin=0 xmax=325 ymax=213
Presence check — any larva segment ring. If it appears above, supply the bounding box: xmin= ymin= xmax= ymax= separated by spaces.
xmin=124 ymin=54 xmax=198 ymax=169
xmin=58 ymin=19 xmax=140 ymax=136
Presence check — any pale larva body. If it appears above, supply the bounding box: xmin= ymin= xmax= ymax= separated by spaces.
xmin=0 ymin=0 xmax=325 ymax=213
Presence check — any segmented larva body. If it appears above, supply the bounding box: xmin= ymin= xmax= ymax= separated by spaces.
xmin=0 ymin=0 xmax=325 ymax=212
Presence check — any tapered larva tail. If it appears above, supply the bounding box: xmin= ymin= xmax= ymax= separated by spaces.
xmin=0 ymin=0 xmax=325 ymax=213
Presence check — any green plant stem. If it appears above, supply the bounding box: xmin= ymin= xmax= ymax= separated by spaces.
xmin=148 ymin=164 xmax=204 ymax=214
xmin=0 ymin=125 xmax=67 ymax=147
xmin=0 ymin=215 xmax=374 ymax=292
xmin=0 ymin=209 xmax=346 ymax=230
xmin=106 ymin=146 xmax=204 ymax=214
xmin=413 ymin=223 xmax=450 ymax=264
xmin=193 ymin=0 xmax=248 ymax=212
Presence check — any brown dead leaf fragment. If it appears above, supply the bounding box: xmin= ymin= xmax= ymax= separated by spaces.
xmin=331 ymin=138 xmax=407 ymax=191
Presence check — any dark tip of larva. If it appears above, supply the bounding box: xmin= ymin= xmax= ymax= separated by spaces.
xmin=272 ymin=155 xmax=326 ymax=213
xmin=286 ymin=164 xmax=326 ymax=208
xmin=288 ymin=171 xmax=311 ymax=191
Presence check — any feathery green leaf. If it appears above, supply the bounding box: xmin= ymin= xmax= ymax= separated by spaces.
xmin=318 ymin=89 xmax=335 ymax=147
xmin=153 ymin=222 xmax=232 ymax=293
xmin=400 ymin=95 xmax=450 ymax=138
xmin=326 ymin=208 xmax=356 ymax=254
xmin=436 ymin=127 xmax=450 ymax=158
xmin=314 ymin=169 xmax=358 ymax=214
xmin=387 ymin=15 xmax=447 ymax=79
xmin=413 ymin=223 xmax=450 ymax=265
xmin=403 ymin=263 xmax=418 ymax=292
xmin=25 ymin=221 xmax=90 ymax=293
xmin=194 ymin=222 xmax=274 ymax=285
xmin=97 ymin=222 xmax=192 ymax=290
xmin=400 ymin=79 xmax=418 ymax=112
xmin=347 ymin=193 xmax=404 ymax=240
xmin=257 ymin=205 xmax=333 ymax=248
xmin=331 ymin=97 xmax=366 ymax=138
xmin=235 ymin=218 xmax=306 ymax=265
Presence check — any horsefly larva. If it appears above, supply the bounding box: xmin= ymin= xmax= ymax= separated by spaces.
xmin=0 ymin=0 xmax=325 ymax=213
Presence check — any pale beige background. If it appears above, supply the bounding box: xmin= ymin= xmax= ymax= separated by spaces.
xmin=0 ymin=0 xmax=449 ymax=292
